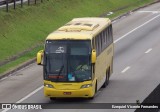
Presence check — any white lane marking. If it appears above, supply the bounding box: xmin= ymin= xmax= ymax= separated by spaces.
xmin=114 ymin=14 xmax=160 ymax=43
xmin=145 ymin=48 xmax=152 ymax=54
xmin=138 ymin=11 xmax=160 ymax=14
xmin=121 ymin=66 xmax=131 ymax=73
xmin=2 ymin=86 xmax=43 ymax=112
xmin=0 ymin=77 xmax=8 ymax=81
xmin=112 ymin=20 xmax=116 ymax=24
xmin=16 ymin=86 xmax=43 ymax=103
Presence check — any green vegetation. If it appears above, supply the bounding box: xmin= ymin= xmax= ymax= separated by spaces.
xmin=0 ymin=46 xmax=43 ymax=74
xmin=0 ymin=0 xmax=155 ymax=75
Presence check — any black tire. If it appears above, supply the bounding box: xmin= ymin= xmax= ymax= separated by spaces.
xmin=50 ymin=97 xmax=56 ymax=101
xmin=95 ymin=82 xmax=97 ymax=94
xmin=102 ymin=70 xmax=109 ymax=88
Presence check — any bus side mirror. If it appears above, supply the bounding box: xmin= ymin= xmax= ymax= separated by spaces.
xmin=37 ymin=50 xmax=44 ymax=65
xmin=91 ymin=49 xmax=96 ymax=64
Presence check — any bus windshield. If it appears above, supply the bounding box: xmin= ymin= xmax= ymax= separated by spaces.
xmin=44 ymin=40 xmax=91 ymax=82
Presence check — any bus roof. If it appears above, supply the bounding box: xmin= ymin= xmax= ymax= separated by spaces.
xmin=46 ymin=17 xmax=111 ymax=40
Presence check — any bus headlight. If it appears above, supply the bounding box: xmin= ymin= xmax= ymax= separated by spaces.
xmin=44 ymin=84 xmax=54 ymax=88
xmin=81 ymin=84 xmax=92 ymax=88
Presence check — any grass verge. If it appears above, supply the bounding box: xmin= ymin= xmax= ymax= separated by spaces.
xmin=0 ymin=0 xmax=156 ymax=75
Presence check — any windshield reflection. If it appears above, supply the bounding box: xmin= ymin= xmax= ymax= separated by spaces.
xmin=44 ymin=40 xmax=91 ymax=82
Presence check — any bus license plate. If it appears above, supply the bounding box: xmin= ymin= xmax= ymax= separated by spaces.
xmin=63 ymin=92 xmax=71 ymax=95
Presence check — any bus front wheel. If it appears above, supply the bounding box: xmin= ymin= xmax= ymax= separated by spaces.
xmin=50 ymin=97 xmax=56 ymax=101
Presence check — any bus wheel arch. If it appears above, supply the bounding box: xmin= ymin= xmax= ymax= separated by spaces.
xmin=95 ymin=80 xmax=97 ymax=94
xmin=102 ymin=68 xmax=110 ymax=88
xmin=88 ymin=80 xmax=97 ymax=100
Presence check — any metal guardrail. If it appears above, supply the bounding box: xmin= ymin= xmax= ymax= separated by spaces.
xmin=0 ymin=0 xmax=6 ymax=5
xmin=0 ymin=0 xmax=20 ymax=5
xmin=0 ymin=0 xmax=43 ymax=12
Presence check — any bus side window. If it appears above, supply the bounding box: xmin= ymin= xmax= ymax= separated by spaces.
xmin=103 ymin=29 xmax=107 ymax=48
xmin=96 ymin=36 xmax=99 ymax=56
xmin=101 ymin=31 xmax=104 ymax=50
xmin=106 ymin=27 xmax=109 ymax=46
xmin=92 ymin=37 xmax=95 ymax=49
xmin=105 ymin=28 xmax=108 ymax=48
xmin=110 ymin=24 xmax=113 ymax=43
xmin=98 ymin=34 xmax=101 ymax=54
xmin=99 ymin=33 xmax=101 ymax=51
xmin=103 ymin=30 xmax=107 ymax=49
xmin=109 ymin=25 xmax=113 ymax=45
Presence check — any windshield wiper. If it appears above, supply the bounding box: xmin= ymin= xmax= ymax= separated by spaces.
xmin=56 ymin=65 xmax=64 ymax=82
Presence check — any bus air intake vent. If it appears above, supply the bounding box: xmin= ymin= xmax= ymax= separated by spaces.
xmin=74 ymin=23 xmax=82 ymax=25
xmin=83 ymin=24 xmax=92 ymax=27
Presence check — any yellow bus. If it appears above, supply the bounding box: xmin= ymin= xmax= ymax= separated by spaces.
xmin=37 ymin=17 xmax=114 ymax=100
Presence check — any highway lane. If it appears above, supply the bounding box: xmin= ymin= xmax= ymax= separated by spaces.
xmin=1 ymin=2 xmax=160 ymax=112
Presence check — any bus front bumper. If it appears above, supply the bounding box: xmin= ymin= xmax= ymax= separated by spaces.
xmin=44 ymin=87 xmax=94 ymax=98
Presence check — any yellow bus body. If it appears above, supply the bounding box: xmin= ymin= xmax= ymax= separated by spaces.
xmin=44 ymin=80 xmax=96 ymax=98
xmin=41 ymin=17 xmax=114 ymax=98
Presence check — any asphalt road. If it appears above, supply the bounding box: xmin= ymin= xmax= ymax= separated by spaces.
xmin=0 ymin=2 xmax=160 ymax=112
